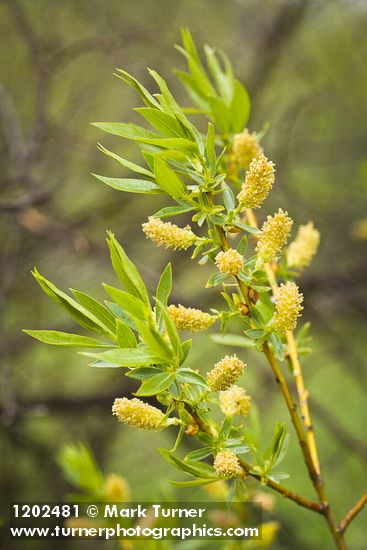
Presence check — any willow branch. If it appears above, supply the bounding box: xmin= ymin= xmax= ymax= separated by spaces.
xmin=184 ymin=404 xmax=322 ymax=514
xmin=217 ymin=226 xmax=322 ymax=488
xmin=286 ymin=329 xmax=320 ymax=473
xmin=338 ymin=493 xmax=367 ymax=534
xmin=245 ymin=206 xmax=321 ymax=474
xmin=262 ymin=342 xmax=321 ymax=487
xmin=216 ymin=223 xmax=347 ymax=548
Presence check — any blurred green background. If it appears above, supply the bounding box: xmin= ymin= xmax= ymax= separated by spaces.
xmin=1 ymin=1 xmax=366 ymax=549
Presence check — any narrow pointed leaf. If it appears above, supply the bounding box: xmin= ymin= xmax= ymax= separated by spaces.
xmin=116 ymin=320 xmax=137 ymax=348
xmin=85 ymin=348 xmax=165 ymax=367
xmin=169 ymin=479 xmax=215 ymax=488
xmin=106 ymin=233 xmax=150 ymax=304
xmin=32 ymin=269 xmax=111 ymax=336
xmin=154 ymin=157 xmax=187 ymax=199
xmin=155 ymin=263 xmax=172 ymax=332
xmin=71 ymin=289 xmax=116 ymax=334
xmin=159 ymin=449 xmax=218 ymax=479
xmin=134 ymin=318 xmax=173 ymax=360
xmin=97 ymin=144 xmax=154 ymax=177
xmin=135 ymin=372 xmax=176 ymax=396
xmin=23 ymin=330 xmax=111 ymax=348
xmin=176 ymin=369 xmax=208 ymax=389
xmin=93 ymin=174 xmax=162 ymax=194
xmin=103 ymin=285 xmax=151 ymax=323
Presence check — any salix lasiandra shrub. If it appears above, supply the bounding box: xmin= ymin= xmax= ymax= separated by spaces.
xmin=24 ymin=29 xmax=364 ymax=550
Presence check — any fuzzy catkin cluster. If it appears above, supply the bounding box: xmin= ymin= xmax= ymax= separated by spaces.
xmin=233 ymin=129 xmax=263 ymax=169
xmin=112 ymin=397 xmax=168 ymax=431
xmin=256 ymin=209 xmax=293 ymax=264
xmin=207 ymin=355 xmax=245 ymax=391
xmin=219 ymin=385 xmax=252 ymax=417
xmin=168 ymin=304 xmax=214 ymax=332
xmin=273 ymin=282 xmax=304 ymax=333
xmin=142 ymin=217 xmax=197 ymax=250
xmin=237 ymin=154 xmax=275 ymax=209
xmin=287 ymin=222 xmax=320 ymax=269
xmin=104 ymin=474 xmax=131 ymax=502
xmin=215 ymin=249 xmax=243 ymax=276
xmin=214 ymin=450 xmax=241 ymax=478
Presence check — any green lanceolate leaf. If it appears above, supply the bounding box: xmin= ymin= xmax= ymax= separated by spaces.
xmin=218 ymin=417 xmax=232 ymax=443
xmin=174 ymin=69 xmax=209 ymax=112
xmin=229 ymin=80 xmax=251 ymax=134
xmin=93 ymin=174 xmax=162 ymax=194
xmin=31 ymin=269 xmax=112 ymax=336
xmin=106 ymin=233 xmax=150 ymax=304
xmin=96 ymin=144 xmax=154 ymax=178
xmin=169 ymin=479 xmax=216 ymax=488
xmin=114 ymin=69 xmax=162 ymax=109
xmin=103 ymin=285 xmax=151 ymax=323
xmin=154 ymin=157 xmax=187 ymax=199
xmin=176 ymin=369 xmax=209 ymax=389
xmin=269 ymin=422 xmax=289 ymax=470
xmin=184 ymin=447 xmax=213 ymax=461
xmin=180 ymin=339 xmax=192 ymax=365
xmin=104 ymin=302 xmax=137 ymax=330
xmin=159 ymin=448 xmax=218 ymax=479
xmin=237 ymin=235 xmax=248 ymax=256
xmin=85 ymin=348 xmax=166 ymax=367
xmin=153 ymin=203 xmax=196 ymax=218
xmin=71 ymin=289 xmax=116 ymax=335
xmin=135 ymin=108 xmax=189 ymax=139
xmin=205 ymin=122 xmax=216 ymax=173
xmin=155 ymin=263 xmax=172 ymax=332
xmin=178 ymin=29 xmax=216 ymax=99
xmin=222 ymin=183 xmax=236 ymax=212
xmin=269 ymin=332 xmax=284 ymax=361
xmin=210 ymin=333 xmax=255 ymax=348
xmin=245 ymin=328 xmax=267 ymax=340
xmin=125 ymin=366 xmax=163 ymax=380
xmin=147 ymin=68 xmax=195 ymax=134
xmin=163 ymin=312 xmax=182 ymax=359
xmin=204 ymin=45 xmax=234 ymax=104
xmin=225 ymin=444 xmax=250 ymax=455
xmin=116 ymin=320 xmax=137 ymax=348
xmin=58 ymin=443 xmax=104 ymax=493
xmin=232 ymin=221 xmax=260 ymax=234
xmin=135 ymin=372 xmax=176 ymax=396
xmin=205 ymin=272 xmax=228 ymax=288
xmin=268 ymin=471 xmax=290 ymax=483
xmin=23 ymin=330 xmax=112 ymax=348
xmin=134 ymin=318 xmax=174 ymax=360
xmin=208 ymin=96 xmax=230 ymax=134
xmin=93 ymin=122 xmax=195 ymax=153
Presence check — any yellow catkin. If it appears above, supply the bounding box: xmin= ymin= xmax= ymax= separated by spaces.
xmin=215 ymin=249 xmax=243 ymax=276
xmin=233 ymin=129 xmax=263 ymax=169
xmin=273 ymin=282 xmax=304 ymax=333
xmin=219 ymin=385 xmax=252 ymax=417
xmin=256 ymin=521 xmax=280 ymax=547
xmin=237 ymin=154 xmax=275 ymax=209
xmin=104 ymin=474 xmax=131 ymax=502
xmin=112 ymin=398 xmax=171 ymax=431
xmin=214 ymin=450 xmax=241 ymax=478
xmin=256 ymin=208 xmax=293 ymax=264
xmin=202 ymin=480 xmax=229 ymax=499
xmin=142 ymin=217 xmax=196 ymax=250
xmin=207 ymin=355 xmax=245 ymax=391
xmin=287 ymin=222 xmax=320 ymax=269
xmin=168 ymin=304 xmax=214 ymax=332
